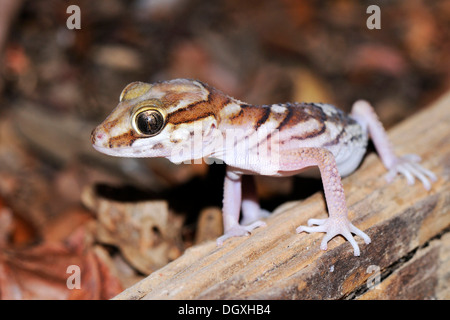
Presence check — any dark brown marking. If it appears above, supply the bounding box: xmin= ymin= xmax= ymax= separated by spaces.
xmin=291 ymin=123 xmax=326 ymax=140
xmin=276 ymin=106 xmax=293 ymax=131
xmin=229 ymin=104 xmax=269 ymax=126
xmin=108 ymin=131 xmax=138 ymax=148
xmin=166 ymin=86 xmax=230 ymax=125
xmin=275 ymin=103 xmax=327 ymax=133
xmin=350 ymin=133 xmax=364 ymax=142
xmin=151 ymin=143 xmax=164 ymax=150
xmin=254 ymin=106 xmax=271 ymax=130
xmin=323 ymin=127 xmax=346 ymax=147
xmin=229 ymin=108 xmax=244 ymax=121
xmin=330 ymin=109 xmax=357 ymax=127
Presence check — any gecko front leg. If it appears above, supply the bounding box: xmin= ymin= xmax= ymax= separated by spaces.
xmin=216 ymin=168 xmax=266 ymax=245
xmin=284 ymin=148 xmax=371 ymax=256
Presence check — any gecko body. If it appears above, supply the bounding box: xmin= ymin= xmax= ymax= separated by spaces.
xmin=91 ymin=79 xmax=436 ymax=256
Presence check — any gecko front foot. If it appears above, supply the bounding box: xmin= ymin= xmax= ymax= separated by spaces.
xmin=386 ymin=154 xmax=437 ymax=190
xmin=296 ymin=217 xmax=371 ymax=256
xmin=216 ymin=220 xmax=266 ymax=246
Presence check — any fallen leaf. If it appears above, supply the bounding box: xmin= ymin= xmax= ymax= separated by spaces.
xmin=82 ymin=184 xmax=184 ymax=274
xmin=0 ymin=220 xmax=123 ymax=299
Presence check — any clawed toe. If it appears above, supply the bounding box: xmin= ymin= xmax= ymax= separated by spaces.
xmin=306 ymin=218 xmax=327 ymax=226
xmin=387 ymin=155 xmax=436 ymax=190
xmin=297 ymin=217 xmax=370 ymax=256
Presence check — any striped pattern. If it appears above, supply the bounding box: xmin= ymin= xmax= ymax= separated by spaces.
xmin=165 ymin=83 xmax=230 ymax=125
xmin=93 ymin=79 xmax=366 ymax=161
xmin=108 ymin=131 xmax=139 ymax=148
xmin=219 ymin=101 xmax=364 ymax=152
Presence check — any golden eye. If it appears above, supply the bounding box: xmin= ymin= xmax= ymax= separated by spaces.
xmin=132 ymin=108 xmax=165 ymax=136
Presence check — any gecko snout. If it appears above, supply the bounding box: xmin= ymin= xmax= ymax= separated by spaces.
xmin=91 ymin=126 xmax=107 ymax=147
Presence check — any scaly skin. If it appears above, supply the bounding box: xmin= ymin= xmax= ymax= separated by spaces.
xmin=91 ymin=79 xmax=436 ymax=256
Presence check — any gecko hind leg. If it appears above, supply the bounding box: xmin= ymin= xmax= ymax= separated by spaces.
xmin=351 ymin=100 xmax=437 ymax=190
xmin=240 ymin=175 xmax=270 ymax=225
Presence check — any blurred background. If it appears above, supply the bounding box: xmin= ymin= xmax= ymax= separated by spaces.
xmin=0 ymin=0 xmax=448 ymax=299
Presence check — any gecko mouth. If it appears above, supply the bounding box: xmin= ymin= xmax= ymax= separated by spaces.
xmin=91 ymin=144 xmax=123 ymax=157
xmin=91 ymin=142 xmax=169 ymax=159
xmin=92 ymin=143 xmax=142 ymax=158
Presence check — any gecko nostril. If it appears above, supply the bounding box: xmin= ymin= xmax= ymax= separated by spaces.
xmin=91 ymin=128 xmax=105 ymax=144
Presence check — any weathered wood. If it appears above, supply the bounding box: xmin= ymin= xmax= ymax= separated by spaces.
xmin=357 ymin=233 xmax=450 ymax=300
xmin=114 ymin=92 xmax=450 ymax=300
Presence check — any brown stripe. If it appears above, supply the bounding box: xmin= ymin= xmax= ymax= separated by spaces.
xmin=229 ymin=107 xmax=244 ymax=121
xmin=229 ymin=104 xmax=269 ymax=127
xmin=108 ymin=131 xmax=138 ymax=148
xmin=291 ymin=123 xmax=326 ymax=140
xmin=276 ymin=103 xmax=326 ymax=131
xmin=323 ymin=127 xmax=345 ymax=147
xmin=276 ymin=105 xmax=293 ymax=131
xmin=276 ymin=103 xmax=328 ymax=140
xmin=166 ymin=87 xmax=230 ymax=125
xmin=254 ymin=106 xmax=271 ymax=130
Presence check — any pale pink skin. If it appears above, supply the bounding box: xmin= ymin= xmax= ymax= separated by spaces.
xmin=217 ymin=100 xmax=436 ymax=256
xmin=91 ymin=80 xmax=436 ymax=257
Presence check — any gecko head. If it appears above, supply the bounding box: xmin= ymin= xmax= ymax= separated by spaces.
xmin=91 ymin=79 xmax=223 ymax=161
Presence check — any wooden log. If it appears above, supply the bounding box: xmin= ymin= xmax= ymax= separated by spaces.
xmin=114 ymin=92 xmax=450 ymax=300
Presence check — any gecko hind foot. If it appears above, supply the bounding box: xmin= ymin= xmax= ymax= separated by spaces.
xmin=240 ymin=208 xmax=271 ymax=226
xmin=386 ymin=154 xmax=437 ymax=190
xmin=296 ymin=217 xmax=371 ymax=256
xmin=216 ymin=220 xmax=266 ymax=246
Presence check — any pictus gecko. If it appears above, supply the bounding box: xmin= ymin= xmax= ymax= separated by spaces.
xmin=91 ymin=79 xmax=436 ymax=256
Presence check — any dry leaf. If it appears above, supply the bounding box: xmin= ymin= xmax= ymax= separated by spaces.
xmin=82 ymin=184 xmax=184 ymax=274
xmin=0 ymin=225 xmax=123 ymax=300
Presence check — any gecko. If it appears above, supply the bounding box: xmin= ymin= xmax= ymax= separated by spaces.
xmin=91 ymin=79 xmax=436 ymax=256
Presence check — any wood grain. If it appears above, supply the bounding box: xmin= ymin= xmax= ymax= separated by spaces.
xmin=114 ymin=92 xmax=450 ymax=300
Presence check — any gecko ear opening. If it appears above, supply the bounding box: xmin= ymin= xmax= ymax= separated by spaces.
xmin=132 ymin=107 xmax=166 ymax=137
xmin=120 ymin=82 xmax=152 ymax=102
